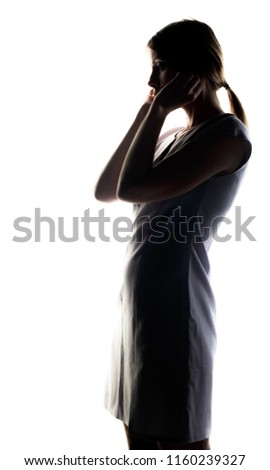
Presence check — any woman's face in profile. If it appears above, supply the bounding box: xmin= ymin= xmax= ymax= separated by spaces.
xmin=148 ymin=49 xmax=178 ymax=96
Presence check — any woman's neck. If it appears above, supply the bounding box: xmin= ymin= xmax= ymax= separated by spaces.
xmin=183 ymin=87 xmax=224 ymax=129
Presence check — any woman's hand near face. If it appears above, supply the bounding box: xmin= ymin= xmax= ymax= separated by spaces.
xmin=152 ymin=73 xmax=203 ymax=115
xmin=145 ymin=87 xmax=156 ymax=105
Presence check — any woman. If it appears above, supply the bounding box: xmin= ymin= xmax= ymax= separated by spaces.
xmin=94 ymin=19 xmax=252 ymax=450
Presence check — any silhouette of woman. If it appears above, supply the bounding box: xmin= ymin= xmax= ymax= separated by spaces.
xmin=94 ymin=19 xmax=252 ymax=450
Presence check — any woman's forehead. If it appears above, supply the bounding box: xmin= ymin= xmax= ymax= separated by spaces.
xmin=149 ymin=49 xmax=166 ymax=63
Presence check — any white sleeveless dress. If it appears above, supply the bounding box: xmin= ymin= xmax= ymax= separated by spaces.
xmin=104 ymin=113 xmax=252 ymax=442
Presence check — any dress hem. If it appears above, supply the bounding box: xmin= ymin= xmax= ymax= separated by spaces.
xmin=105 ymin=405 xmax=210 ymax=443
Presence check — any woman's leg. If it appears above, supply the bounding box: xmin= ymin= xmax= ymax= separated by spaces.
xmin=124 ymin=425 xmax=160 ymax=450
xmin=157 ymin=437 xmax=210 ymax=450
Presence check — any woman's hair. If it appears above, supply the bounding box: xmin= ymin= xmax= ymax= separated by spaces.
xmin=148 ymin=19 xmax=248 ymax=126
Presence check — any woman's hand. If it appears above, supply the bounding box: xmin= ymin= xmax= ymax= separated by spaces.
xmin=152 ymin=73 xmax=203 ymax=115
xmin=145 ymin=87 xmax=156 ymax=105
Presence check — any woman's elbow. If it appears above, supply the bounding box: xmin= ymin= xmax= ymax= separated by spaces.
xmin=94 ymin=185 xmax=117 ymax=203
xmin=116 ymin=182 xmax=141 ymax=203
xmin=116 ymin=181 xmax=130 ymax=201
xmin=93 ymin=184 xmax=103 ymax=201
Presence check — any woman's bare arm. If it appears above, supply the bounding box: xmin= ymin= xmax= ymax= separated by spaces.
xmin=117 ymin=74 xmax=250 ymax=203
xmin=94 ymin=102 xmax=151 ymax=202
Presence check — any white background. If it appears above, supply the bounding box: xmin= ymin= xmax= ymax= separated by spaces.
xmin=0 ymin=0 xmax=269 ymax=467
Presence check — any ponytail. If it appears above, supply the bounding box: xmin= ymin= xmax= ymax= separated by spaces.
xmin=223 ymin=82 xmax=248 ymax=127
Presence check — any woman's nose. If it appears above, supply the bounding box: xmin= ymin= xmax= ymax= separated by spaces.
xmin=148 ymin=69 xmax=159 ymax=89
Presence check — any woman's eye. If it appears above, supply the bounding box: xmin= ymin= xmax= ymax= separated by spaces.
xmin=156 ymin=61 xmax=167 ymax=71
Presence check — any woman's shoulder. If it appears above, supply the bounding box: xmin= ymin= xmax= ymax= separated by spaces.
xmin=199 ymin=113 xmax=251 ymax=142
